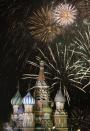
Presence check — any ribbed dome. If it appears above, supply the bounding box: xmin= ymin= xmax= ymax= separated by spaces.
xmin=22 ymin=92 xmax=35 ymax=105
xmin=11 ymin=90 xmax=22 ymax=105
xmin=54 ymin=90 xmax=65 ymax=103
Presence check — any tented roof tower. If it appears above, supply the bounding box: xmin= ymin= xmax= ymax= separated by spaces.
xmin=34 ymin=61 xmax=49 ymax=100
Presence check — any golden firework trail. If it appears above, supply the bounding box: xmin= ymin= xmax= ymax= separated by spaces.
xmin=26 ymin=6 xmax=63 ymax=43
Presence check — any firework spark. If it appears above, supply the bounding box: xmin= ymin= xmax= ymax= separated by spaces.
xmin=72 ymin=25 xmax=90 ymax=89
xmin=73 ymin=25 xmax=90 ymax=61
xmin=26 ymin=6 xmax=63 ymax=43
xmin=24 ymin=44 xmax=87 ymax=103
xmin=52 ymin=3 xmax=77 ymax=26
xmin=36 ymin=44 xmax=87 ymax=103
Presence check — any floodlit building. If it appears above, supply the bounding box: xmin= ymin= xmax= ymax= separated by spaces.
xmin=10 ymin=61 xmax=68 ymax=131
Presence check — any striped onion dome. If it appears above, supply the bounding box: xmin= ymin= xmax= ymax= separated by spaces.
xmin=11 ymin=90 xmax=22 ymax=105
xmin=22 ymin=92 xmax=35 ymax=105
xmin=54 ymin=89 xmax=65 ymax=103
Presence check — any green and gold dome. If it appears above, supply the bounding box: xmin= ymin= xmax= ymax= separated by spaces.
xmin=11 ymin=89 xmax=22 ymax=106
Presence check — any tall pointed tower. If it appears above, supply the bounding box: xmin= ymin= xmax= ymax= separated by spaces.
xmin=34 ymin=61 xmax=49 ymax=101
xmin=34 ymin=61 xmax=53 ymax=130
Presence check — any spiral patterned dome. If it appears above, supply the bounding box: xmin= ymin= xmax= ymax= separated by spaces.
xmin=11 ymin=90 xmax=22 ymax=105
xmin=22 ymin=92 xmax=35 ymax=105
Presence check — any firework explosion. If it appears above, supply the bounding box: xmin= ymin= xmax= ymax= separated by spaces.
xmin=52 ymin=3 xmax=77 ymax=26
xmin=23 ymin=43 xmax=88 ymax=103
xmin=73 ymin=25 xmax=90 ymax=61
xmin=36 ymin=45 xmax=85 ymax=92
xmin=72 ymin=25 xmax=90 ymax=90
xmin=26 ymin=6 xmax=63 ymax=43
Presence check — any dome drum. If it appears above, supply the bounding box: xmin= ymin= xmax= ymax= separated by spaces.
xmin=24 ymin=105 xmax=33 ymax=113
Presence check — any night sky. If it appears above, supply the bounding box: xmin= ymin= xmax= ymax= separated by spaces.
xmin=0 ymin=0 xmax=90 ymax=129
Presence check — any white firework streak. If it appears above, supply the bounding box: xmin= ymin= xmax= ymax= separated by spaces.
xmin=52 ymin=3 xmax=77 ymax=26
xmin=73 ymin=26 xmax=90 ymax=63
xmin=71 ymin=25 xmax=90 ymax=89
xmin=37 ymin=45 xmax=86 ymax=92
xmin=73 ymin=25 xmax=90 ymax=58
xmin=22 ymin=44 xmax=89 ymax=103
xmin=26 ymin=61 xmax=39 ymax=68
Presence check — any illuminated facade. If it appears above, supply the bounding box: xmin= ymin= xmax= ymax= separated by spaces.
xmin=11 ymin=61 xmax=68 ymax=131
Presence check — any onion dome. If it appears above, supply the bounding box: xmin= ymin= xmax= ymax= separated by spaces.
xmin=22 ymin=92 xmax=35 ymax=105
xmin=54 ymin=89 xmax=65 ymax=103
xmin=11 ymin=90 xmax=22 ymax=105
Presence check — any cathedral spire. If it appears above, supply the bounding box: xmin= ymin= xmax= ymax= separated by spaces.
xmin=38 ymin=61 xmax=45 ymax=81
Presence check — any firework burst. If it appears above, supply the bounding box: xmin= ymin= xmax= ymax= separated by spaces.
xmin=73 ymin=25 xmax=90 ymax=61
xmin=52 ymin=3 xmax=77 ymax=26
xmin=72 ymin=25 xmax=90 ymax=90
xmin=23 ymin=44 xmax=87 ymax=103
xmin=26 ymin=6 xmax=63 ymax=43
